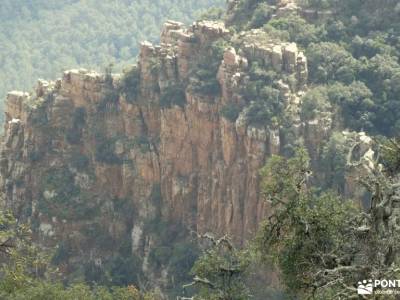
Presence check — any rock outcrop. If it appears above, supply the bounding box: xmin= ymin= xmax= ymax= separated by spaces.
xmin=0 ymin=16 xmax=366 ymax=288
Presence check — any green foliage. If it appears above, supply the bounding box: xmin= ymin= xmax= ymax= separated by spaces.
xmin=306 ymin=42 xmax=359 ymax=84
xmin=189 ymin=39 xmax=229 ymax=96
xmin=38 ymin=167 xmax=98 ymax=220
xmin=320 ymin=132 xmax=348 ymax=192
xmin=66 ymin=107 xmax=86 ymax=144
xmin=248 ymin=61 xmax=278 ymax=83
xmin=268 ymin=15 xmax=325 ymax=47
xmin=303 ymin=0 xmax=332 ymax=9
xmin=260 ymin=147 xmax=311 ymax=204
xmin=300 ymin=87 xmax=330 ymax=121
xmin=245 ymin=86 xmax=282 ymax=126
xmin=120 ymin=66 xmax=141 ymax=103
xmin=160 ymin=85 xmax=186 ymax=108
xmin=257 ymin=149 xmax=358 ymax=297
xmin=40 ymin=167 xmax=80 ymax=206
xmin=189 ymin=236 xmax=251 ymax=300
xmin=190 ymin=68 xmax=221 ymax=96
xmin=0 ymin=211 xmax=150 ymax=299
xmin=199 ymin=7 xmax=225 ymax=21
xmin=95 ymin=134 xmax=122 ymax=165
xmin=249 ymin=3 xmax=272 ymax=29
xmin=220 ymin=103 xmax=241 ymax=122
xmin=107 ymin=255 xmax=143 ymax=287
xmin=143 ymin=211 xmax=199 ymax=297
xmin=229 ymin=1 xmax=400 ymax=136
xmin=380 ymin=137 xmax=400 ymax=175
xmin=239 ymin=62 xmax=283 ymax=126
xmin=326 ymin=81 xmax=374 ymax=131
xmin=30 ymin=104 xmax=49 ymax=128
xmin=112 ymin=197 xmax=136 ymax=218
xmin=97 ymin=85 xmax=120 ymax=113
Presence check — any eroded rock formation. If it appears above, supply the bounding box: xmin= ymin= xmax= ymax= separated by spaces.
xmin=0 ymin=16 xmax=371 ymax=288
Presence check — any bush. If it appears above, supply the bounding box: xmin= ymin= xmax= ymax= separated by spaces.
xmin=306 ymin=42 xmax=359 ymax=84
xmin=160 ymin=85 xmax=186 ymax=108
xmin=249 ymin=3 xmax=272 ymax=28
xmin=120 ymin=66 xmax=140 ymax=103
xmin=66 ymin=107 xmax=86 ymax=144
xmin=199 ymin=7 xmax=225 ymax=20
xmin=97 ymin=87 xmax=120 ymax=112
xmin=188 ymin=39 xmax=228 ymax=96
xmin=248 ymin=62 xmax=277 ymax=83
xmin=38 ymin=167 xmax=86 ymax=219
xmin=107 ymin=255 xmax=143 ymax=286
xmin=300 ymin=87 xmax=330 ymax=121
xmin=268 ymin=15 xmax=325 ymax=47
xmin=95 ymin=134 xmax=122 ymax=165
xmin=30 ymin=106 xmax=48 ymax=127
xmin=220 ymin=104 xmax=241 ymax=122
xmin=320 ymin=132 xmax=348 ymax=192
xmin=190 ymin=69 xmax=221 ymax=95
xmin=245 ymin=86 xmax=283 ymax=126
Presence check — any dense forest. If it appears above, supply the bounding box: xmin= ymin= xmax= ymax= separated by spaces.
xmin=1 ymin=0 xmax=400 ymax=299
xmin=0 ymin=0 xmax=224 ymax=113
xmin=226 ymin=0 xmax=400 ymax=137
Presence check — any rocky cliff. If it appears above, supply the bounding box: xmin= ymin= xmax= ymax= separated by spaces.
xmin=0 ymin=2 xmax=374 ymax=290
xmin=1 ymin=18 xmax=308 ymax=237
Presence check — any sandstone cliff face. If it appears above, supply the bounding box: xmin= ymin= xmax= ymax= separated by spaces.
xmin=2 ymin=16 xmax=374 ymax=287
xmin=3 ymin=15 xmax=383 ymax=295
xmin=0 ymin=20 xmax=311 ymax=243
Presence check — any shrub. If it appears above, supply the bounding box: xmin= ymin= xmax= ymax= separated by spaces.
xmin=66 ymin=107 xmax=86 ymax=144
xmin=95 ymin=134 xmax=122 ymax=165
xmin=160 ymin=85 xmax=186 ymax=108
xmin=120 ymin=66 xmax=140 ymax=103
xmin=300 ymin=87 xmax=330 ymax=121
xmin=306 ymin=42 xmax=359 ymax=84
xmin=248 ymin=62 xmax=277 ymax=83
xmin=96 ymin=88 xmax=120 ymax=112
xmin=190 ymin=69 xmax=221 ymax=95
xmin=188 ymin=39 xmax=229 ymax=96
xmin=245 ymin=86 xmax=283 ymax=126
xmin=107 ymin=255 xmax=143 ymax=286
xmin=38 ymin=167 xmax=87 ymax=220
xmin=268 ymin=15 xmax=325 ymax=47
xmin=220 ymin=104 xmax=241 ymax=122
xmin=30 ymin=106 xmax=48 ymax=127
xmin=249 ymin=3 xmax=272 ymax=28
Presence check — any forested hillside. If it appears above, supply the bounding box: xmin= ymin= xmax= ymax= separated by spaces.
xmin=0 ymin=0 xmax=224 ymax=112
xmin=227 ymin=0 xmax=400 ymax=136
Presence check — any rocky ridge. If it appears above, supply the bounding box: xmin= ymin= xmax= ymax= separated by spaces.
xmin=0 ymin=13 xmax=373 ymax=284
